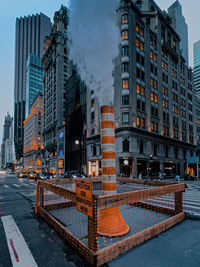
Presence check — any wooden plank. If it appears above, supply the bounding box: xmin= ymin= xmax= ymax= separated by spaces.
xmin=39 ymin=181 xmax=77 ymax=202
xmin=38 ymin=207 xmax=97 ymax=266
xmin=97 ymin=183 xmax=186 ymax=210
xmin=97 ymin=212 xmax=185 ymax=266
xmin=44 ymin=201 xmax=75 ymax=211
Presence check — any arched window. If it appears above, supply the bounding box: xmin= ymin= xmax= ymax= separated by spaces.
xmin=123 ymin=139 xmax=129 ymax=152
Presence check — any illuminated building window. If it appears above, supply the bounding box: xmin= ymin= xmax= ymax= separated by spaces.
xmin=163 ymin=100 xmax=165 ymax=107
xmin=155 ymin=122 xmax=158 ymax=132
xmin=166 ymin=88 xmax=168 ymax=96
xmin=162 ymin=61 xmax=165 ymax=69
xmin=162 ymin=87 xmax=165 ymax=94
xmin=137 ymin=84 xmax=140 ymax=94
xmin=154 ymin=80 xmax=158 ymax=89
xmin=175 ymin=72 xmax=177 ymax=79
xmin=142 ymin=118 xmax=145 ymax=128
xmin=150 ymin=50 xmax=153 ymax=59
xmin=136 ymin=23 xmax=139 ymax=33
xmin=151 ymin=121 xmax=154 ymax=131
xmin=166 ymin=101 xmax=168 ymax=108
xmin=151 ymin=78 xmax=154 ymax=87
xmin=173 ymin=105 xmax=175 ymax=113
xmin=165 ymin=63 xmax=168 ymax=71
xmin=91 ymin=98 xmax=95 ymax=107
xmin=122 ymin=30 xmax=128 ymax=40
xmin=151 ymin=92 xmax=154 ymax=101
xmin=141 ymin=87 xmax=145 ymax=96
xmin=150 ymin=36 xmax=153 ymax=45
xmin=154 ymin=53 xmax=157 ymax=62
xmin=122 ymin=79 xmax=129 ymax=89
xmin=141 ymin=42 xmax=144 ymax=51
xmin=137 ymin=116 xmax=140 ymax=126
xmin=140 ymin=27 xmax=144 ymax=37
xmin=136 ymin=38 xmax=140 ymax=48
xmin=122 ymin=14 xmax=128 ymax=24
xmin=154 ymin=94 xmax=158 ymax=103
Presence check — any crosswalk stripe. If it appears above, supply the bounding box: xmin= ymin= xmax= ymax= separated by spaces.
xmin=3 ymin=185 xmax=10 ymax=189
xmin=1 ymin=215 xmax=38 ymax=267
xmin=13 ymin=184 xmax=20 ymax=188
xmin=22 ymin=183 xmax=29 ymax=187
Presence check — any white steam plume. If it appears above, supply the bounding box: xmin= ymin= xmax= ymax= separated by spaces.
xmin=68 ymin=0 xmax=121 ymax=106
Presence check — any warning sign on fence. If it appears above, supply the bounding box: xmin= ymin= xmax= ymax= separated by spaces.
xmin=76 ymin=180 xmax=93 ymax=217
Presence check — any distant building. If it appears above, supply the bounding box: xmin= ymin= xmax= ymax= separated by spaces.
xmin=43 ymin=5 xmax=71 ymax=175
xmin=193 ymin=40 xmax=200 ymax=97
xmin=14 ymin=13 xmax=52 ymax=160
xmin=25 ymin=54 xmax=43 ymax=118
xmin=23 ymin=94 xmax=43 ymax=168
xmin=168 ymin=0 xmax=189 ymax=65
xmin=87 ymin=0 xmax=196 ymax=178
xmin=1 ymin=112 xmax=15 ymax=168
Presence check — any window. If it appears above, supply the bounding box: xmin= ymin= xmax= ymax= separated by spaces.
xmin=151 ymin=121 xmax=154 ymax=131
xmin=140 ymin=27 xmax=144 ymax=37
xmin=136 ymin=38 xmax=140 ymax=48
xmin=136 ymin=23 xmax=139 ymax=33
xmin=136 ymin=52 xmax=140 ymax=63
xmin=123 ymin=139 xmax=129 ymax=152
xmin=141 ymin=87 xmax=145 ymax=96
xmin=141 ymin=56 xmax=145 ymax=66
xmin=122 ymin=14 xmax=128 ymax=24
xmin=142 ymin=118 xmax=145 ymax=129
xmin=122 ymin=62 xmax=129 ymax=72
xmin=122 ymin=79 xmax=129 ymax=89
xmin=137 ymin=116 xmax=140 ymax=126
xmin=91 ymin=112 xmax=95 ymax=120
xmin=122 ymin=112 xmax=129 ymax=124
xmin=137 ymin=100 xmax=140 ymax=110
xmin=122 ymin=30 xmax=128 ymax=40
xmin=140 ymin=142 xmax=144 ymax=154
xmin=91 ymin=98 xmax=95 ymax=107
xmin=141 ymin=42 xmax=144 ymax=51
xmin=155 ymin=122 xmax=158 ymax=132
xmin=137 ymin=84 xmax=140 ymax=94
xmin=154 ymin=53 xmax=157 ymax=62
xmin=150 ymin=50 xmax=153 ymax=59
xmin=122 ymin=95 xmax=129 ymax=106
xmin=154 ymin=144 xmax=157 ymax=156
xmin=122 ymin=46 xmax=129 ymax=57
xmin=93 ymin=145 xmax=96 ymax=156
xmin=154 ymin=94 xmax=158 ymax=103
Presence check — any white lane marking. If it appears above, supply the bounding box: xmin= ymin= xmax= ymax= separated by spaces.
xmin=3 ymin=185 xmax=10 ymax=189
xmin=22 ymin=183 xmax=29 ymax=187
xmin=13 ymin=184 xmax=20 ymax=188
xmin=1 ymin=215 xmax=38 ymax=267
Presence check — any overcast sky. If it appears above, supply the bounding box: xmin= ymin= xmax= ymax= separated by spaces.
xmin=0 ymin=0 xmax=199 ymax=143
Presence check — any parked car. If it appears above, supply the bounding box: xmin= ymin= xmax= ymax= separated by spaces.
xmin=184 ymin=174 xmax=197 ymax=181
xmin=35 ymin=173 xmax=49 ymax=180
xmin=64 ymin=171 xmax=87 ymax=179
xmin=27 ymin=171 xmax=36 ymax=179
xmin=17 ymin=172 xmax=27 ymax=178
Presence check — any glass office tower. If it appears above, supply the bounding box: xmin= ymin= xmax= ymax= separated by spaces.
xmin=25 ymin=54 xmax=43 ymax=118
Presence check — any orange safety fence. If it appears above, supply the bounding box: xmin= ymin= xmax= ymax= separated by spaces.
xmin=35 ymin=178 xmax=186 ymax=266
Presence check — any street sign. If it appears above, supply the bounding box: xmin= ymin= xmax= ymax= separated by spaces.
xmin=76 ymin=180 xmax=93 ymax=217
xmin=186 ymin=157 xmax=199 ymax=164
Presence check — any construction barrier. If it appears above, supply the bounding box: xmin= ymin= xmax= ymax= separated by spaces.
xmin=35 ymin=178 xmax=186 ymax=266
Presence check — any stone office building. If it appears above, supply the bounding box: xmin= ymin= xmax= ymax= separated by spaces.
xmin=87 ymin=0 xmax=196 ymax=178
xmin=43 ymin=5 xmax=70 ymax=175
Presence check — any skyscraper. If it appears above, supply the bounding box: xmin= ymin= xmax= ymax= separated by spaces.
xmin=25 ymin=54 xmax=43 ymax=118
xmin=14 ymin=13 xmax=52 ymax=160
xmin=193 ymin=40 xmax=200 ymax=97
xmin=168 ymin=0 xmax=189 ymax=65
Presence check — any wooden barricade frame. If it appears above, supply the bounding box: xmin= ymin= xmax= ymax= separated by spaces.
xmin=35 ymin=178 xmax=186 ymax=266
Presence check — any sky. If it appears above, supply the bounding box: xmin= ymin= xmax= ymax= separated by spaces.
xmin=0 ymin=0 xmax=199 ymax=142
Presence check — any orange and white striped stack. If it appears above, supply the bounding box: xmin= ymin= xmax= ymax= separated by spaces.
xmin=101 ymin=105 xmax=116 ymax=195
xmin=98 ymin=105 xmax=129 ymax=237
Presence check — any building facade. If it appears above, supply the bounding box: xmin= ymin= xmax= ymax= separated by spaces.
xmin=168 ymin=0 xmax=189 ymax=65
xmin=1 ymin=112 xmax=15 ymax=168
xmin=43 ymin=5 xmax=71 ymax=175
xmin=193 ymin=40 xmax=200 ymax=97
xmin=23 ymin=94 xmax=43 ymax=168
xmin=87 ymin=0 xmax=196 ymax=178
xmin=25 ymin=54 xmax=43 ymax=118
xmin=65 ymin=69 xmax=87 ymax=174
xmin=14 ymin=13 xmax=51 ymax=160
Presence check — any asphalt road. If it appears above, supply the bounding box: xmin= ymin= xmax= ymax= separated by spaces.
xmin=0 ymin=175 xmax=200 ymax=267
xmin=0 ymin=175 xmax=91 ymax=267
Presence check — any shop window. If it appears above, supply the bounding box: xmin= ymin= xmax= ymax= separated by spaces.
xmin=123 ymin=139 xmax=129 ymax=152
xmin=140 ymin=142 xmax=144 ymax=154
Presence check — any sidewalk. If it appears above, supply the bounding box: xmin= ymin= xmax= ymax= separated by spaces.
xmin=110 ymin=219 xmax=200 ymax=267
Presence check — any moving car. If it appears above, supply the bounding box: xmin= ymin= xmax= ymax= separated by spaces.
xmin=17 ymin=172 xmax=27 ymax=178
xmin=27 ymin=171 xmax=36 ymax=179
xmin=35 ymin=173 xmax=49 ymax=180
xmin=64 ymin=171 xmax=87 ymax=179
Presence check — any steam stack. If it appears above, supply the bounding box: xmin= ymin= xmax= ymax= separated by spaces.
xmin=98 ymin=105 xmax=129 ymax=237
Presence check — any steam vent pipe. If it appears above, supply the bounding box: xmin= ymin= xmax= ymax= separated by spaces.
xmin=98 ymin=105 xmax=129 ymax=237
